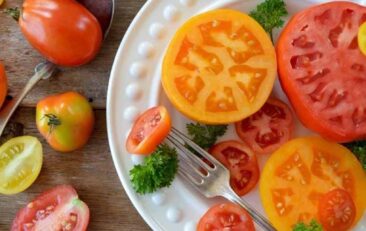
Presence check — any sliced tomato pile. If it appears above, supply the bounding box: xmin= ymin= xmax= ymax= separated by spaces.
xmin=277 ymin=2 xmax=366 ymax=142
xmin=235 ymin=98 xmax=293 ymax=154
xmin=12 ymin=185 xmax=89 ymax=231
xmin=197 ymin=202 xmax=255 ymax=231
xmin=260 ymin=137 xmax=366 ymax=231
xmin=162 ymin=9 xmax=276 ymax=124
xmin=210 ymin=141 xmax=259 ymax=196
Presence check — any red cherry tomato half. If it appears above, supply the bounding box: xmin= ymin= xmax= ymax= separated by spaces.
xmin=318 ymin=188 xmax=356 ymax=231
xmin=0 ymin=62 xmax=8 ymax=109
xmin=126 ymin=106 xmax=171 ymax=155
xmin=197 ymin=202 xmax=255 ymax=231
xmin=235 ymin=98 xmax=294 ymax=154
xmin=210 ymin=141 xmax=259 ymax=196
xmin=11 ymin=185 xmax=90 ymax=231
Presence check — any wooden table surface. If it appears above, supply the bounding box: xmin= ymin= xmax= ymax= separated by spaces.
xmin=0 ymin=0 xmax=150 ymax=230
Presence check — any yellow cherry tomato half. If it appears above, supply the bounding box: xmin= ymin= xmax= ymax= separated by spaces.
xmin=0 ymin=136 xmax=43 ymax=195
xmin=162 ymin=9 xmax=277 ymax=124
xmin=358 ymin=22 xmax=366 ymax=56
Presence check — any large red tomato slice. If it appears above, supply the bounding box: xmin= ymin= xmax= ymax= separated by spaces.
xmin=277 ymin=1 xmax=366 ymax=142
xmin=210 ymin=141 xmax=259 ymax=196
xmin=235 ymin=98 xmax=294 ymax=154
xmin=197 ymin=202 xmax=255 ymax=231
xmin=11 ymin=185 xmax=89 ymax=231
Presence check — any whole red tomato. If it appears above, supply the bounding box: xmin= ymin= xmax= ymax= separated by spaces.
xmin=19 ymin=0 xmax=103 ymax=67
xmin=0 ymin=62 xmax=7 ymax=109
xmin=36 ymin=92 xmax=95 ymax=152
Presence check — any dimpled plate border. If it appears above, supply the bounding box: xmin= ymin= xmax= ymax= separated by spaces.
xmin=107 ymin=0 xmax=366 ymax=230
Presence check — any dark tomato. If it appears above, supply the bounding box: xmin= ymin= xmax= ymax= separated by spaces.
xmin=235 ymin=98 xmax=294 ymax=154
xmin=318 ymin=188 xmax=356 ymax=231
xmin=277 ymin=1 xmax=366 ymax=142
xmin=126 ymin=106 xmax=171 ymax=155
xmin=210 ymin=141 xmax=259 ymax=196
xmin=11 ymin=185 xmax=89 ymax=231
xmin=197 ymin=202 xmax=255 ymax=231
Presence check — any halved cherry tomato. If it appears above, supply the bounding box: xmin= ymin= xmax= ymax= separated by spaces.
xmin=235 ymin=98 xmax=294 ymax=154
xmin=0 ymin=62 xmax=8 ymax=109
xmin=277 ymin=2 xmax=366 ymax=142
xmin=260 ymin=137 xmax=366 ymax=231
xmin=126 ymin=106 xmax=171 ymax=155
xmin=0 ymin=136 xmax=43 ymax=195
xmin=210 ymin=141 xmax=259 ymax=196
xmin=11 ymin=185 xmax=89 ymax=231
xmin=162 ymin=9 xmax=277 ymax=124
xmin=36 ymin=92 xmax=95 ymax=152
xmin=19 ymin=0 xmax=103 ymax=66
xmin=197 ymin=202 xmax=255 ymax=231
xmin=358 ymin=22 xmax=366 ymax=56
xmin=318 ymin=188 xmax=356 ymax=231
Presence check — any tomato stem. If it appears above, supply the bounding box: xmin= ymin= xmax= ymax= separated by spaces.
xmin=3 ymin=7 xmax=20 ymax=21
xmin=43 ymin=114 xmax=61 ymax=134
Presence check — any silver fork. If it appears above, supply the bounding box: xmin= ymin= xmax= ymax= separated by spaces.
xmin=166 ymin=127 xmax=276 ymax=231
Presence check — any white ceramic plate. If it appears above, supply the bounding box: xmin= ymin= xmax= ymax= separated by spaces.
xmin=107 ymin=0 xmax=366 ymax=230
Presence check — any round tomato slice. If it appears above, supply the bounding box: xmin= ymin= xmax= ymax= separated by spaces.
xmin=260 ymin=137 xmax=366 ymax=231
xmin=277 ymin=2 xmax=366 ymax=142
xmin=11 ymin=185 xmax=89 ymax=231
xmin=0 ymin=136 xmax=43 ymax=195
xmin=235 ymin=98 xmax=294 ymax=154
xmin=210 ymin=141 xmax=259 ymax=196
xmin=0 ymin=62 xmax=8 ymax=109
xmin=318 ymin=188 xmax=356 ymax=231
xmin=126 ymin=106 xmax=171 ymax=155
xmin=162 ymin=9 xmax=277 ymax=124
xmin=197 ymin=202 xmax=255 ymax=231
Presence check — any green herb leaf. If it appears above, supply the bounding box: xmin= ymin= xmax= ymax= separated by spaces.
xmin=344 ymin=141 xmax=366 ymax=171
xmin=249 ymin=0 xmax=288 ymax=41
xmin=186 ymin=123 xmax=228 ymax=149
xmin=129 ymin=144 xmax=178 ymax=194
xmin=293 ymin=219 xmax=323 ymax=231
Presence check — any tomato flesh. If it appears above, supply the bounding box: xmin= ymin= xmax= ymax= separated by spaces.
xmin=162 ymin=9 xmax=276 ymax=124
xmin=0 ymin=62 xmax=7 ymax=109
xmin=260 ymin=137 xmax=366 ymax=231
xmin=210 ymin=141 xmax=259 ymax=196
xmin=12 ymin=185 xmax=89 ymax=231
xmin=126 ymin=106 xmax=171 ymax=155
xmin=235 ymin=98 xmax=293 ymax=154
xmin=277 ymin=2 xmax=366 ymax=142
xmin=197 ymin=202 xmax=255 ymax=231
xmin=0 ymin=136 xmax=43 ymax=195
xmin=318 ymin=188 xmax=356 ymax=231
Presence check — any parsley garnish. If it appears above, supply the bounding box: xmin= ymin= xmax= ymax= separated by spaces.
xmin=186 ymin=123 xmax=228 ymax=149
xmin=293 ymin=220 xmax=323 ymax=231
xmin=344 ymin=141 xmax=366 ymax=171
xmin=249 ymin=0 xmax=288 ymax=42
xmin=129 ymin=144 xmax=178 ymax=194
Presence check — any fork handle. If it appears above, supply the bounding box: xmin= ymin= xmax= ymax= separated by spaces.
xmin=224 ymin=189 xmax=276 ymax=231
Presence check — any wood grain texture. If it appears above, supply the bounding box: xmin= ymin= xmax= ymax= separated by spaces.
xmin=0 ymin=0 xmax=151 ymax=230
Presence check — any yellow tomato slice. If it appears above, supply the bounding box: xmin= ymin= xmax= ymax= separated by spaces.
xmin=358 ymin=22 xmax=366 ymax=56
xmin=260 ymin=137 xmax=366 ymax=231
xmin=0 ymin=136 xmax=43 ymax=195
xmin=162 ymin=9 xmax=277 ymax=124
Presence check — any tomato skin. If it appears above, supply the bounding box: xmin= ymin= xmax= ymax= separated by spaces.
xmin=20 ymin=0 xmax=103 ymax=67
xmin=126 ymin=106 xmax=171 ymax=155
xmin=210 ymin=141 xmax=259 ymax=196
xmin=318 ymin=189 xmax=356 ymax=231
xmin=0 ymin=62 xmax=8 ymax=109
xmin=11 ymin=185 xmax=90 ymax=231
xmin=197 ymin=202 xmax=255 ymax=231
xmin=36 ymin=92 xmax=95 ymax=152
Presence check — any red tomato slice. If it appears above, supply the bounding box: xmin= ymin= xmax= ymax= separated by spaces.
xmin=277 ymin=1 xmax=366 ymax=142
xmin=210 ymin=141 xmax=259 ymax=196
xmin=11 ymin=185 xmax=89 ymax=231
xmin=126 ymin=106 xmax=171 ymax=155
xmin=197 ymin=202 xmax=255 ymax=231
xmin=235 ymin=98 xmax=294 ymax=154
xmin=318 ymin=188 xmax=356 ymax=231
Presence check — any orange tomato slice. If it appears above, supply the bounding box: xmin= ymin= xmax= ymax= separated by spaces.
xmin=162 ymin=9 xmax=276 ymax=124
xmin=260 ymin=137 xmax=366 ymax=231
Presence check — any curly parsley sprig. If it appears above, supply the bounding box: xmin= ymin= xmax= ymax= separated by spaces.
xmin=293 ymin=219 xmax=323 ymax=231
xmin=186 ymin=123 xmax=228 ymax=149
